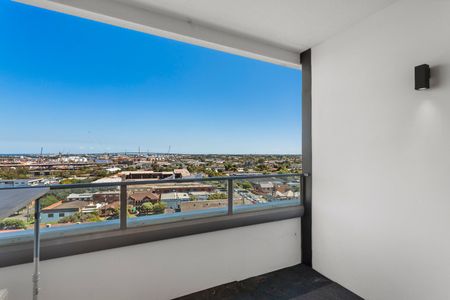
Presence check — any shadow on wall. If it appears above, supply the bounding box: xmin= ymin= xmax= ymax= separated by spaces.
xmin=430 ymin=64 xmax=450 ymax=89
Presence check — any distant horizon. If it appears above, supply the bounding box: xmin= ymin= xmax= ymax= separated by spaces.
xmin=0 ymin=1 xmax=301 ymax=155
xmin=0 ymin=151 xmax=302 ymax=156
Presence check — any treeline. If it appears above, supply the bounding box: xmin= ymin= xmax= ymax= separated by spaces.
xmin=0 ymin=167 xmax=29 ymax=179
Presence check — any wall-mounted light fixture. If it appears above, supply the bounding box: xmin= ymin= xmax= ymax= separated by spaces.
xmin=415 ymin=64 xmax=430 ymax=90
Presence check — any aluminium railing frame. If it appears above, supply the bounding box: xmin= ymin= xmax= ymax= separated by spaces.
xmin=3 ymin=173 xmax=307 ymax=300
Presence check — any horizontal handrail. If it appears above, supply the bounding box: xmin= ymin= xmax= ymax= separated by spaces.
xmin=0 ymin=173 xmax=307 ymax=190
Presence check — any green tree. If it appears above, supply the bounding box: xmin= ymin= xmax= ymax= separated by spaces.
xmin=205 ymin=169 xmax=225 ymax=177
xmin=224 ymin=162 xmax=234 ymax=171
xmin=256 ymin=164 xmax=269 ymax=172
xmin=0 ymin=218 xmax=27 ymax=230
xmin=140 ymin=202 xmax=154 ymax=215
xmin=127 ymin=205 xmax=136 ymax=214
xmin=208 ymin=193 xmax=227 ymax=200
xmin=60 ymin=178 xmax=91 ymax=185
xmin=241 ymin=181 xmax=253 ymax=190
xmin=40 ymin=194 xmax=60 ymax=208
xmin=0 ymin=167 xmax=29 ymax=179
xmin=277 ymin=168 xmax=289 ymax=174
xmin=102 ymin=207 xmax=119 ymax=219
xmin=92 ymin=169 xmax=108 ymax=178
xmin=152 ymin=202 xmax=166 ymax=214
xmin=58 ymin=212 xmax=100 ymax=224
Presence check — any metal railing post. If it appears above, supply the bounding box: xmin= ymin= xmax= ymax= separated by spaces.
xmin=32 ymin=198 xmax=41 ymax=300
xmin=120 ymin=185 xmax=127 ymax=230
xmin=301 ymin=175 xmax=305 ymax=205
xmin=227 ymin=179 xmax=233 ymax=215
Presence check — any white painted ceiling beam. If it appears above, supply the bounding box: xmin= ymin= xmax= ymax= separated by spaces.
xmin=16 ymin=0 xmax=301 ymax=68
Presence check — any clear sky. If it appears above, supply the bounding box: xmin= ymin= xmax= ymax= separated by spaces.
xmin=0 ymin=0 xmax=301 ymax=155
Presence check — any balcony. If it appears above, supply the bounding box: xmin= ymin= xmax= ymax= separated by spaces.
xmin=0 ymin=174 xmax=308 ymax=299
xmin=0 ymin=173 xmax=362 ymax=300
xmin=2 ymin=1 xmax=450 ymax=300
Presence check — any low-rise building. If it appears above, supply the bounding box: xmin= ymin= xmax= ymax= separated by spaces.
xmin=0 ymin=179 xmax=38 ymax=189
xmin=92 ymin=177 xmax=122 ymax=184
xmin=173 ymin=168 xmax=190 ymax=178
xmin=106 ymin=167 xmax=121 ymax=173
xmin=120 ymin=171 xmax=173 ymax=180
xmin=154 ymin=183 xmax=214 ymax=193
xmin=41 ymin=200 xmax=86 ymax=223
xmin=179 ymin=198 xmax=243 ymax=212
xmin=99 ymin=201 xmax=120 ymax=217
xmin=128 ymin=182 xmax=215 ymax=194
xmin=120 ymin=169 xmax=191 ymax=181
xmin=188 ymin=191 xmax=211 ymax=201
xmin=128 ymin=192 xmax=160 ymax=206
xmin=81 ymin=203 xmax=104 ymax=214
xmin=160 ymin=192 xmax=190 ymax=210
xmin=180 ymin=199 xmax=227 ymax=212
xmin=255 ymin=182 xmax=274 ymax=194
xmin=66 ymin=193 xmax=94 ymax=202
xmin=93 ymin=191 xmax=120 ymax=203
xmin=275 ymin=184 xmax=290 ymax=193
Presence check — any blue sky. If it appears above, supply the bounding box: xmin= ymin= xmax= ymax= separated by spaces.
xmin=0 ymin=1 xmax=301 ymax=155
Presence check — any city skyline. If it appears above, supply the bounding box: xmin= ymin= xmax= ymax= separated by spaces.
xmin=0 ymin=1 xmax=302 ymax=155
xmin=0 ymin=151 xmax=302 ymax=156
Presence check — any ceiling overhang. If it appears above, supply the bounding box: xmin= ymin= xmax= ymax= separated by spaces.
xmin=16 ymin=0 xmax=301 ymax=69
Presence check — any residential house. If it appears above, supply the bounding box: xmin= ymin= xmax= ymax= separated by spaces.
xmin=128 ymin=192 xmax=160 ymax=206
xmin=41 ymin=200 xmax=86 ymax=223
xmin=275 ymin=184 xmax=290 ymax=193
xmin=99 ymin=201 xmax=120 ymax=218
xmin=255 ymin=182 xmax=274 ymax=194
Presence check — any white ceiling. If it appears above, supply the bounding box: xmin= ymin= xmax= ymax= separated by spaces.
xmin=18 ymin=0 xmax=397 ymax=67
xmin=125 ymin=0 xmax=396 ymax=51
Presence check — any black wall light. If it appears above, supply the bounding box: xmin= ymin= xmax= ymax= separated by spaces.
xmin=415 ymin=64 xmax=430 ymax=90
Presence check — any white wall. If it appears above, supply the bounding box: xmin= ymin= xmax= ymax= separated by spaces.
xmin=0 ymin=218 xmax=301 ymax=300
xmin=312 ymin=1 xmax=450 ymax=299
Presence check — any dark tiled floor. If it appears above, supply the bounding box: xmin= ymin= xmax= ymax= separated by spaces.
xmin=176 ymin=264 xmax=362 ymax=300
